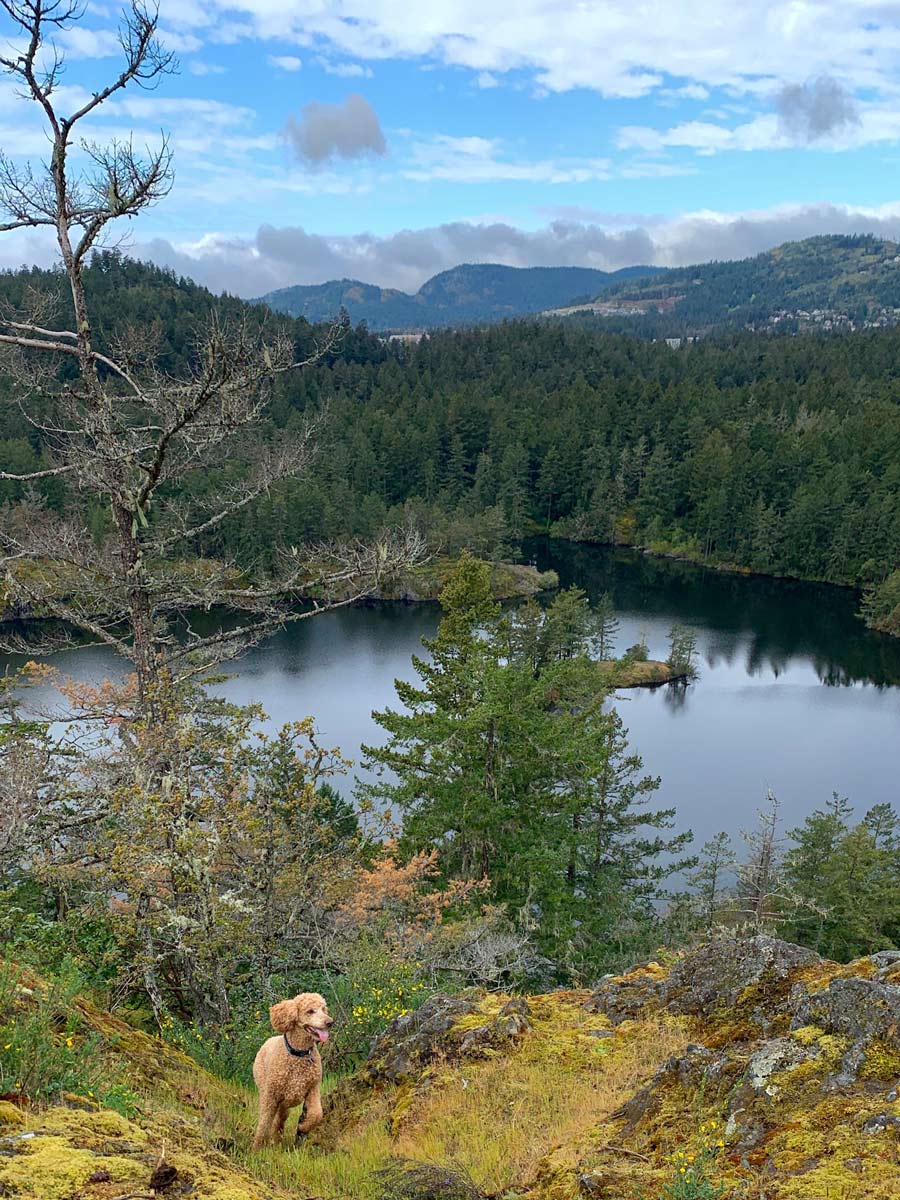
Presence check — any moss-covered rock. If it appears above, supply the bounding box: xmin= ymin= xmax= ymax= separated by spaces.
xmin=8 ymin=940 xmax=900 ymax=1200
xmin=0 ymin=1105 xmax=285 ymax=1200
xmin=662 ymin=934 xmax=821 ymax=1016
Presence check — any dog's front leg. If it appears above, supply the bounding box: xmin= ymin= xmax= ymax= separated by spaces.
xmin=253 ymin=1093 xmax=276 ymax=1150
xmin=295 ymin=1084 xmax=323 ymax=1140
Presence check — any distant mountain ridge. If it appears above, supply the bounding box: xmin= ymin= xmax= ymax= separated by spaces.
xmin=257 ymin=262 xmax=662 ymax=330
xmin=564 ymin=234 xmax=900 ymax=334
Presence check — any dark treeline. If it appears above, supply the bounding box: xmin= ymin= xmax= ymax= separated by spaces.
xmin=2 ymin=252 xmax=900 ymax=628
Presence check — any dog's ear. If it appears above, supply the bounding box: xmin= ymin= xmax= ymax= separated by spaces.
xmin=269 ymin=998 xmax=298 ymax=1033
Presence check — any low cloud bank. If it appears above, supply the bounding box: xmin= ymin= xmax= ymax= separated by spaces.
xmin=4 ymin=202 xmax=900 ymax=298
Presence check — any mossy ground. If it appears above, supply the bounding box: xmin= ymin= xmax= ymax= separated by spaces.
xmin=2 ymin=953 xmax=899 ymax=1199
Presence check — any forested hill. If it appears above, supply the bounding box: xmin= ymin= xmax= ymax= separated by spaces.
xmin=2 ymin=252 xmax=900 ymax=631
xmin=0 ymin=253 xmax=313 ymax=370
xmin=565 ymin=234 xmax=900 ymax=336
xmin=257 ymin=262 xmax=660 ymax=329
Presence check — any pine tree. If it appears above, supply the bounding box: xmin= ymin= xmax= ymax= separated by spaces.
xmin=359 ymin=559 xmax=692 ymax=971
xmin=687 ymin=832 xmax=736 ymax=928
xmin=667 ymin=623 xmax=699 ymax=678
xmin=784 ymin=796 xmax=900 ymax=959
xmin=595 ymin=592 xmax=620 ymax=660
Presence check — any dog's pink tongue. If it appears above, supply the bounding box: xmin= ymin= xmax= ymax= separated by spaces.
xmin=314 ymin=1029 xmax=329 ymax=1043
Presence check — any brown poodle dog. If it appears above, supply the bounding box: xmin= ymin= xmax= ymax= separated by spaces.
xmin=252 ymin=992 xmax=333 ymax=1149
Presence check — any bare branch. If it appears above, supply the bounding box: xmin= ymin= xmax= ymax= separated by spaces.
xmin=0 ymin=323 xmax=146 ymax=394
xmin=62 ymin=3 xmax=175 ymax=129
xmin=0 ymin=463 xmax=74 ymax=481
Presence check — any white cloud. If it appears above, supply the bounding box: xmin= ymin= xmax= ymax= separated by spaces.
xmin=110 ymin=95 xmax=256 ymax=127
xmin=268 ymin=54 xmax=303 ymax=71
xmin=156 ymin=1 xmax=900 ymax=99
xmin=188 ymin=60 xmax=227 ymax=76
xmin=57 ymin=26 xmax=123 ymax=57
xmin=316 ymin=59 xmax=374 ymax=78
xmin=618 ymin=99 xmax=900 ymax=156
xmin=402 ymin=133 xmax=612 ymax=184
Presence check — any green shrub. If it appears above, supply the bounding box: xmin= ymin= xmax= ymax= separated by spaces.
xmin=327 ymin=936 xmax=430 ymax=1066
xmin=159 ymin=937 xmax=435 ymax=1086
xmin=159 ymin=1005 xmax=271 ymax=1087
xmin=0 ymin=962 xmax=137 ymax=1114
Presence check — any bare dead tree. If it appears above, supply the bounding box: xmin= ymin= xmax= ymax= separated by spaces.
xmin=735 ymin=790 xmax=791 ymax=929
xmin=0 ymin=1 xmax=422 ymax=714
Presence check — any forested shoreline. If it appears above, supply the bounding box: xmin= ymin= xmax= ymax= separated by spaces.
xmin=2 ymin=252 xmax=899 ymax=633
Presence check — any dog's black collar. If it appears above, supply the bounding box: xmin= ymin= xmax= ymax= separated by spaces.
xmin=283 ymin=1033 xmax=315 ymax=1059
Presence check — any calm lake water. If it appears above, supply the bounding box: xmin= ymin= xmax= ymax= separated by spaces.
xmin=6 ymin=539 xmax=900 ymax=847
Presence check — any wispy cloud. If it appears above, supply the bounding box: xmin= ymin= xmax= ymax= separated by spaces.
xmin=402 ymin=133 xmax=611 ymax=184
xmin=188 ymin=60 xmax=227 ymax=76
xmin=268 ymin=54 xmax=303 ymax=72
xmin=316 ymin=58 xmax=373 ymax=78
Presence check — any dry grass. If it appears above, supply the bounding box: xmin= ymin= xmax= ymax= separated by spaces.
xmin=393 ymin=1015 xmax=689 ymax=1192
xmin=597 ymin=659 xmax=685 ymax=688
xmin=344 ymin=994 xmax=688 ymax=1196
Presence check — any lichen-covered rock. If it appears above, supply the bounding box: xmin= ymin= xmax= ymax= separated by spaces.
xmin=458 ymin=998 xmax=532 ymax=1053
xmin=791 ymin=977 xmax=900 ymax=1048
xmin=862 ymin=1112 xmax=900 ymax=1135
xmin=584 ymin=962 xmax=666 ymax=1024
xmin=662 ymin=935 xmax=820 ymax=1016
xmin=0 ymin=1107 xmax=282 ymax=1200
xmin=366 ymin=994 xmax=537 ymax=1080
xmin=743 ymin=1037 xmax=812 ymax=1097
xmin=366 ymin=995 xmax=480 ymax=1082
xmin=615 ymin=1042 xmax=717 ymax=1129
xmin=871 ymin=950 xmax=900 ymax=972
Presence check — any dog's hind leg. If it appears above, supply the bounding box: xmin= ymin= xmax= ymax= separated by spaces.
xmin=272 ymin=1105 xmax=288 ymax=1145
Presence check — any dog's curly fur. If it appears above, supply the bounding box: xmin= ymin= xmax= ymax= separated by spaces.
xmin=252 ymin=991 xmax=333 ymax=1149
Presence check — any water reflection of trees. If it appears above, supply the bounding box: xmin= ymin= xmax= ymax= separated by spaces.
xmin=529 ymin=538 xmax=900 ymax=689
xmin=662 ymin=680 xmax=691 ymax=712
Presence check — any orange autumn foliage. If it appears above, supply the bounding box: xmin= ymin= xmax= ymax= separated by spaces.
xmin=340 ymin=841 xmax=487 ymax=935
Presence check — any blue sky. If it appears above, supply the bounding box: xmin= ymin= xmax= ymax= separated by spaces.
xmin=3 ymin=1 xmax=900 ymax=295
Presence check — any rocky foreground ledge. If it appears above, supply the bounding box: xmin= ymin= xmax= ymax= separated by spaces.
xmin=324 ymin=936 xmax=900 ymax=1199
xmin=2 ymin=937 xmax=899 ymax=1199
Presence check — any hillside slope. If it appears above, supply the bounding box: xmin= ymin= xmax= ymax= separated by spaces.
xmin=3 ymin=937 xmax=899 ymax=1199
xmin=258 ymin=263 xmax=660 ymax=329
xmin=566 ymin=234 xmax=900 ymax=335
xmin=0 ymin=964 xmax=286 ymax=1200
